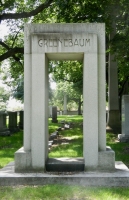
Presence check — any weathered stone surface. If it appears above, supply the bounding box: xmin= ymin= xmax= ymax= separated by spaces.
xmin=1 ymin=162 xmax=129 ymax=187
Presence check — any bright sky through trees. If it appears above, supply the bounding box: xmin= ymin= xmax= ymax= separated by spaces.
xmin=0 ymin=23 xmax=8 ymax=40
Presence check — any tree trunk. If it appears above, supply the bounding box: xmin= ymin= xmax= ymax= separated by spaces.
xmin=78 ymin=99 xmax=82 ymax=115
xmin=107 ymin=8 xmax=121 ymax=132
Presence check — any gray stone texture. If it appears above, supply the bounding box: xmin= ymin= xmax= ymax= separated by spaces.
xmin=1 ymin=162 xmax=129 ymax=187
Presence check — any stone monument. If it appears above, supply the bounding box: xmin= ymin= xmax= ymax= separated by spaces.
xmin=118 ymin=95 xmax=129 ymax=142
xmin=15 ymin=23 xmax=115 ymax=172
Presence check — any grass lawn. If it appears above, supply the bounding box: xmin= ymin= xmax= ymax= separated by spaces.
xmin=0 ymin=115 xmax=129 ymax=199
xmin=49 ymin=115 xmax=83 ymax=157
xmin=0 ymin=115 xmax=129 ymax=168
xmin=0 ymin=131 xmax=23 ymax=169
xmin=0 ymin=185 xmax=129 ymax=200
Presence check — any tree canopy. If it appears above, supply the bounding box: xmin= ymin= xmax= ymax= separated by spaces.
xmin=1 ymin=0 xmax=129 ymax=101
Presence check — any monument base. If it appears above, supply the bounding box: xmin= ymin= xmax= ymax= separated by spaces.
xmin=15 ymin=147 xmax=32 ymax=172
xmin=15 ymin=146 xmax=115 ymax=172
xmin=1 ymin=161 xmax=129 ymax=187
xmin=98 ymin=146 xmax=115 ymax=170
xmin=118 ymin=134 xmax=129 ymax=142
xmin=15 ymin=147 xmax=46 ymax=172
xmin=84 ymin=146 xmax=115 ymax=171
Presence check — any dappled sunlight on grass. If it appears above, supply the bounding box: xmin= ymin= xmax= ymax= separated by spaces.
xmin=0 ymin=185 xmax=129 ymax=199
xmin=62 ymin=128 xmax=83 ymax=137
xmin=49 ymin=134 xmax=83 ymax=158
xmin=48 ymin=115 xmax=83 ymax=134
xmin=48 ymin=115 xmax=83 ymax=158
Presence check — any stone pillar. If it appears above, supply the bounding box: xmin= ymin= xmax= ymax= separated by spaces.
xmin=52 ymin=106 xmax=58 ymax=123
xmin=8 ymin=111 xmax=19 ymax=133
xmin=31 ymin=53 xmax=49 ymax=170
xmin=19 ymin=111 xmax=24 ymax=129
xmin=0 ymin=111 xmax=10 ymax=136
xmin=63 ymin=94 xmax=67 ymax=115
xmin=24 ymin=34 xmax=32 ymax=151
xmin=118 ymin=95 xmax=129 ymax=142
xmin=83 ymin=35 xmax=98 ymax=169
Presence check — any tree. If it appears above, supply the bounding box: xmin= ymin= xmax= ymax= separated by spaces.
xmin=52 ymin=81 xmax=82 ymax=114
xmin=49 ymin=60 xmax=83 ymax=114
xmin=0 ymin=0 xmax=54 ymax=86
xmin=0 ymin=86 xmax=10 ymax=110
xmin=1 ymin=0 xmax=129 ymax=122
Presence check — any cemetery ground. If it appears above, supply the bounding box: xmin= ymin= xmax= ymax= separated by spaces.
xmin=0 ymin=115 xmax=129 ymax=199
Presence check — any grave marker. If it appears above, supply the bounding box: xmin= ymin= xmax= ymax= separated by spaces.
xmin=15 ymin=23 xmax=115 ymax=172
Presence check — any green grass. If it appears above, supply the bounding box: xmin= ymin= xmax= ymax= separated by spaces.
xmin=0 ymin=185 xmax=129 ymax=200
xmin=0 ymin=115 xmax=129 ymax=168
xmin=0 ymin=131 xmax=23 ymax=168
xmin=48 ymin=115 xmax=83 ymax=134
xmin=48 ymin=115 xmax=83 ymax=157
xmin=0 ymin=116 xmax=129 ymax=199
xmin=49 ymin=127 xmax=83 ymax=157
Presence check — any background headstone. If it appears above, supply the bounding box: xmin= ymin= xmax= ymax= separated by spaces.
xmin=118 ymin=95 xmax=129 ymax=142
xmin=8 ymin=111 xmax=19 ymax=133
xmin=0 ymin=111 xmax=10 ymax=136
xmin=52 ymin=106 xmax=58 ymax=123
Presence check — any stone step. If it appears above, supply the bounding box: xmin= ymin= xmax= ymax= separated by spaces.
xmin=46 ymin=157 xmax=84 ymax=172
xmin=0 ymin=161 xmax=129 ymax=187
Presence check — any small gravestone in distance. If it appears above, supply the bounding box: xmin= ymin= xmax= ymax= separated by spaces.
xmin=52 ymin=106 xmax=58 ymax=123
xmin=8 ymin=111 xmax=19 ymax=133
xmin=118 ymin=95 xmax=129 ymax=142
xmin=0 ymin=111 xmax=10 ymax=136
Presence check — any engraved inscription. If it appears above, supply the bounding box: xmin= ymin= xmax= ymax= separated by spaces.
xmin=38 ymin=38 xmax=90 ymax=47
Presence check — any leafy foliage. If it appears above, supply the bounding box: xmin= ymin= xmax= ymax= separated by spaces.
xmin=0 ymin=86 xmax=10 ymax=110
xmin=1 ymin=0 xmax=129 ymax=102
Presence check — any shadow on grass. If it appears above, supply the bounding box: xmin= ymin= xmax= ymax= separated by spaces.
xmin=48 ymin=115 xmax=83 ymax=134
xmin=49 ymin=137 xmax=83 ymax=158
